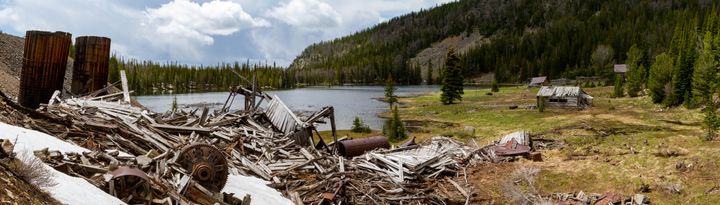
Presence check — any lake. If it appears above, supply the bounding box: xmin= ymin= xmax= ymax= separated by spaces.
xmin=134 ymin=86 xmax=444 ymax=131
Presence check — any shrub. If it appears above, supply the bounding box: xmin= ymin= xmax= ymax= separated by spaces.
xmin=351 ymin=116 xmax=371 ymax=133
xmin=14 ymin=151 xmax=57 ymax=188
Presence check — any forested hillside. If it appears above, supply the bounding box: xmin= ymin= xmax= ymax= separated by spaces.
xmin=108 ymin=57 xmax=291 ymax=94
xmin=289 ymin=0 xmax=717 ymax=84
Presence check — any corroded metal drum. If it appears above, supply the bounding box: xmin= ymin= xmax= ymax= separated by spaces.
xmin=72 ymin=36 xmax=111 ymax=94
xmin=338 ymin=136 xmax=390 ymax=157
xmin=19 ymin=30 xmax=72 ymax=108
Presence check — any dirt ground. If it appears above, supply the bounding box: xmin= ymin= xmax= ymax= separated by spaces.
xmin=0 ymin=159 xmax=61 ymax=204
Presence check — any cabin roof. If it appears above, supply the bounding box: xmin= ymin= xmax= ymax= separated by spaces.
xmin=529 ymin=76 xmax=547 ymax=85
xmin=614 ymin=64 xmax=627 ymax=73
xmin=536 ymin=86 xmax=590 ymax=97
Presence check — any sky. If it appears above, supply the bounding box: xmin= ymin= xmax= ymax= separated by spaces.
xmin=0 ymin=0 xmax=452 ymax=66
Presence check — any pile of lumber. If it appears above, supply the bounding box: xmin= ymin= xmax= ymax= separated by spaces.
xmin=7 ymin=82 xmax=511 ymax=205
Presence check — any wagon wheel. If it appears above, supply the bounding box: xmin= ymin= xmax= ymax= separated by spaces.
xmin=176 ymin=143 xmax=229 ymax=192
xmin=109 ymin=167 xmax=152 ymax=204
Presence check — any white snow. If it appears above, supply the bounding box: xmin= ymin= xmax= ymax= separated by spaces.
xmin=222 ymin=174 xmax=293 ymax=205
xmin=0 ymin=122 xmax=292 ymax=205
xmin=0 ymin=122 xmax=126 ymax=205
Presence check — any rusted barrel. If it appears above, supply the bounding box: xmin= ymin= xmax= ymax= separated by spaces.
xmin=338 ymin=136 xmax=390 ymax=157
xmin=19 ymin=30 xmax=72 ymax=108
xmin=71 ymin=36 xmax=111 ymax=94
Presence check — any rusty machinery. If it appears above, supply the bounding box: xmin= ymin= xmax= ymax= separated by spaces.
xmin=109 ymin=166 xmax=152 ymax=204
xmin=175 ymin=143 xmax=229 ymax=192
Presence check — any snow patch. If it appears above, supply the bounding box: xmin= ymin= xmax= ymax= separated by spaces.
xmin=0 ymin=122 xmax=126 ymax=205
xmin=222 ymin=174 xmax=293 ymax=205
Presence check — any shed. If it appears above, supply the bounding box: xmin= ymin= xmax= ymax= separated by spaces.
xmin=613 ymin=64 xmax=628 ymax=73
xmin=528 ymin=76 xmax=548 ymax=87
xmin=536 ymin=86 xmax=593 ymax=109
xmin=614 ymin=64 xmax=628 ymax=81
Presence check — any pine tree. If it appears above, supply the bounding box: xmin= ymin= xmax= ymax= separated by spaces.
xmin=108 ymin=55 xmax=120 ymax=83
xmin=387 ymin=105 xmax=407 ymax=142
xmin=440 ymin=48 xmax=464 ymax=104
xmin=426 ymin=59 xmax=433 ymax=85
xmin=351 ymin=116 xmax=371 ymax=133
xmin=648 ymin=53 xmax=674 ymax=103
xmin=613 ymin=76 xmax=624 ymax=98
xmin=385 ymin=75 xmax=397 ymax=106
xmin=693 ymin=32 xmax=718 ymax=105
xmin=693 ymin=31 xmax=719 ymax=140
xmin=626 ymin=44 xmax=645 ymax=97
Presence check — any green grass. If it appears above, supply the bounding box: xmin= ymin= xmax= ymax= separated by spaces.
xmin=398 ymin=86 xmax=718 ymax=204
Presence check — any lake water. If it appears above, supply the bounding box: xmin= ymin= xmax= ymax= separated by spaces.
xmin=134 ymin=86 xmax=442 ymax=130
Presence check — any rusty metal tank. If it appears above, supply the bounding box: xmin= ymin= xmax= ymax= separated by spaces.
xmin=71 ymin=36 xmax=111 ymax=94
xmin=338 ymin=136 xmax=390 ymax=157
xmin=19 ymin=30 xmax=72 ymax=108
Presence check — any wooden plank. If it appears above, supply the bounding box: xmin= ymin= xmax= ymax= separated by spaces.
xmin=120 ymin=70 xmax=130 ymax=103
xmin=151 ymin=124 xmax=212 ymax=135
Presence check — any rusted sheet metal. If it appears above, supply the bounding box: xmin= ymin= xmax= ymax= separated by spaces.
xmin=494 ymin=131 xmax=532 ymax=156
xmin=19 ymin=30 xmax=72 ymax=108
xmin=72 ymin=36 xmax=111 ymax=94
xmin=338 ymin=136 xmax=390 ymax=157
xmin=110 ymin=166 xmax=149 ymax=181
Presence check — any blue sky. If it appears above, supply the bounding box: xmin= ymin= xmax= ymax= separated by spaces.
xmin=0 ymin=0 xmax=451 ymax=66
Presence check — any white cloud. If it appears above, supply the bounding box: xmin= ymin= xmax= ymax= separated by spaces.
xmin=142 ymin=0 xmax=270 ymax=59
xmin=268 ymin=0 xmax=341 ymax=30
xmin=145 ymin=0 xmax=269 ymax=37
xmin=0 ymin=0 xmax=452 ymax=66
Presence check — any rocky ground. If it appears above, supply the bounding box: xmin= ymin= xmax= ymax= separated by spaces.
xmin=0 ymin=33 xmax=23 ymax=100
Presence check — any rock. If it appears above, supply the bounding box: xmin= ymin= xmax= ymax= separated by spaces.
xmin=634 ymin=194 xmax=647 ymax=204
xmin=463 ymin=126 xmax=475 ymax=134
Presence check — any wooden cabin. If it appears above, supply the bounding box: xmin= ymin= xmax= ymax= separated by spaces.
xmin=528 ymin=76 xmax=548 ymax=87
xmin=536 ymin=86 xmax=593 ymax=109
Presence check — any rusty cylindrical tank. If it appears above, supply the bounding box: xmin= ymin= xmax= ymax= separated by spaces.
xmin=338 ymin=136 xmax=391 ymax=157
xmin=72 ymin=36 xmax=111 ymax=95
xmin=19 ymin=31 xmax=72 ymax=108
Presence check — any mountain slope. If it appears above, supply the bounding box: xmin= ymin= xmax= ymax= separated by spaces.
xmin=289 ymin=0 xmax=713 ymax=85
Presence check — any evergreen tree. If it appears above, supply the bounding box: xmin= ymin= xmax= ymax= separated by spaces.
xmin=693 ymin=31 xmax=719 ymax=140
xmin=491 ymin=79 xmax=499 ymax=92
xmin=440 ymin=48 xmax=464 ymax=104
xmin=626 ymin=44 xmax=645 ymax=97
xmin=426 ymin=59 xmax=433 ymax=85
xmin=648 ymin=53 xmax=674 ymax=103
xmin=387 ymin=105 xmax=407 ymax=142
xmin=702 ymin=103 xmax=719 ymax=141
xmin=385 ymin=75 xmax=397 ymax=106
xmin=613 ymin=76 xmax=624 ymax=98
xmin=693 ymin=32 xmax=718 ymax=105
xmin=667 ymin=19 xmax=698 ymax=107
xmin=351 ymin=116 xmax=371 ymax=133
xmin=108 ymin=55 xmax=120 ymax=83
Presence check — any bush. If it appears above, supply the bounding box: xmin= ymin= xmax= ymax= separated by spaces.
xmin=538 ymin=96 xmax=546 ymax=112
xmin=14 ymin=151 xmax=57 ymax=188
xmin=351 ymin=116 xmax=371 ymax=133
xmin=491 ymin=80 xmax=499 ymax=92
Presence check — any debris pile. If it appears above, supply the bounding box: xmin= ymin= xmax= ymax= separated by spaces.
xmin=9 ymin=78 xmax=518 ymax=204
xmin=546 ymin=191 xmax=649 ymax=205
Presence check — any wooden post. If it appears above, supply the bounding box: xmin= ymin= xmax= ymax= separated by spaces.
xmin=120 ymin=70 xmax=130 ymax=103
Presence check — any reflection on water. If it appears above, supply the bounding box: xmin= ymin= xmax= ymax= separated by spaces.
xmin=134 ymin=86 xmax=441 ymax=130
